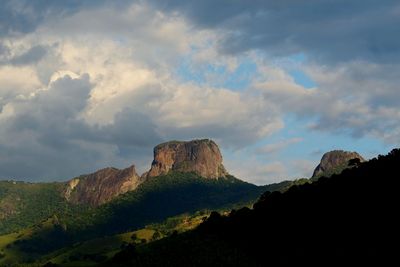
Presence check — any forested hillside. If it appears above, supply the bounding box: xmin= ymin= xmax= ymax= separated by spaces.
xmin=107 ymin=149 xmax=399 ymax=266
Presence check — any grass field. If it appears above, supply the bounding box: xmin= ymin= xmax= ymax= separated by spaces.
xmin=0 ymin=210 xmax=213 ymax=266
xmin=0 ymin=231 xmax=30 ymax=265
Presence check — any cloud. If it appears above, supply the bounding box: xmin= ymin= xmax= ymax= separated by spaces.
xmin=8 ymin=45 xmax=48 ymax=65
xmin=257 ymin=137 xmax=303 ymax=155
xmin=150 ymin=0 xmax=400 ymax=148
xmin=305 ymin=62 xmax=400 ymax=143
xmin=0 ymin=2 xmax=285 ymax=180
xmin=152 ymin=83 xmax=283 ymax=148
xmin=0 ymin=74 xmax=94 ymax=180
xmin=150 ymin=0 xmax=400 ymax=64
xmin=0 ymin=73 xmax=164 ymax=181
xmin=0 ymin=0 xmax=132 ymax=37
xmin=254 ymin=59 xmax=400 ymax=145
xmin=1 ymin=0 xmax=399 ymax=183
xmin=225 ymin=157 xmax=288 ymax=185
xmin=291 ymin=159 xmax=315 ymax=178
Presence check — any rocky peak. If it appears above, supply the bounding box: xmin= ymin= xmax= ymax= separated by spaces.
xmin=312 ymin=150 xmax=365 ymax=178
xmin=144 ymin=139 xmax=228 ymax=179
xmin=64 ymin=165 xmax=143 ymax=206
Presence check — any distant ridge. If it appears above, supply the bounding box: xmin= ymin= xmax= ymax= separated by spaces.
xmin=312 ymin=150 xmax=364 ymax=178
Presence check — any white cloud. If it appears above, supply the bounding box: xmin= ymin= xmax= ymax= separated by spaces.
xmin=225 ymin=156 xmax=288 ymax=185
xmin=257 ymin=137 xmax=303 ymax=155
xmin=0 ymin=65 xmax=41 ymax=98
xmin=291 ymin=159 xmax=315 ymax=178
xmin=254 ymin=59 xmax=400 ymax=145
xmin=0 ymin=2 xmax=284 ymax=180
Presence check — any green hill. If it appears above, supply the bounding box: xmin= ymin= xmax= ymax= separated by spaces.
xmin=0 ymin=172 xmax=278 ymax=265
xmin=0 ymin=181 xmax=87 ymax=235
xmin=0 ymin=210 xmax=211 ymax=266
xmin=0 ymin=171 xmax=307 ymax=266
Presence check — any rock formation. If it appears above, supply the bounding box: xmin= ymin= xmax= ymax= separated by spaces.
xmin=312 ymin=150 xmax=365 ymax=178
xmin=144 ymin=139 xmax=228 ymax=179
xmin=63 ymin=139 xmax=228 ymax=206
xmin=64 ymin=165 xmax=143 ymax=206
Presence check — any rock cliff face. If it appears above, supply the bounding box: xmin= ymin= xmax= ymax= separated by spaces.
xmin=64 ymin=165 xmax=143 ymax=206
xmin=63 ymin=139 xmax=228 ymax=206
xmin=312 ymin=150 xmax=365 ymax=178
xmin=144 ymin=139 xmax=228 ymax=179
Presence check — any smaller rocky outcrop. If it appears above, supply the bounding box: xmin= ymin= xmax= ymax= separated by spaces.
xmin=144 ymin=139 xmax=228 ymax=179
xmin=312 ymin=150 xmax=365 ymax=179
xmin=64 ymin=165 xmax=143 ymax=206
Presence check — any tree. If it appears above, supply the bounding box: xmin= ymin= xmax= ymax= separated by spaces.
xmin=151 ymin=231 xmax=161 ymax=241
xmin=131 ymin=233 xmax=137 ymax=241
xmin=348 ymin=158 xmax=361 ymax=167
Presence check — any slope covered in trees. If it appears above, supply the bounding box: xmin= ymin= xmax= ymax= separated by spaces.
xmin=107 ymin=149 xmax=399 ymax=266
xmin=1 ymin=172 xmax=273 ymax=265
xmin=0 ymin=181 xmax=86 ymax=235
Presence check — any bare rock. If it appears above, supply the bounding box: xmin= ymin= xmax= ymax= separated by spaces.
xmin=144 ymin=139 xmax=228 ymax=179
xmin=312 ymin=150 xmax=365 ymax=178
xmin=64 ymin=165 xmax=143 ymax=206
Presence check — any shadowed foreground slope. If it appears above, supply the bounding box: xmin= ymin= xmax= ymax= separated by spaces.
xmin=107 ymin=149 xmax=399 ymax=266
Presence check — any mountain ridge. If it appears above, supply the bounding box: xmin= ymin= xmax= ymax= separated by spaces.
xmin=0 ymin=144 xmax=377 ymax=266
xmin=63 ymin=139 xmax=229 ymax=207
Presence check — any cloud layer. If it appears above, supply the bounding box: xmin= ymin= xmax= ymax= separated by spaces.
xmin=151 ymin=0 xmax=400 ymax=63
xmin=0 ymin=1 xmax=399 ymax=183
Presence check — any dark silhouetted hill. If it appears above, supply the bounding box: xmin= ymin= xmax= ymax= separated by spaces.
xmin=106 ymin=149 xmax=399 ymax=266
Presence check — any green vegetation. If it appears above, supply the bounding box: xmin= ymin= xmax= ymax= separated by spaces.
xmin=0 ymin=170 xmax=311 ymax=266
xmin=59 ymin=172 xmax=265 ymax=241
xmin=41 ymin=211 xmax=214 ymax=267
xmin=0 ymin=181 xmax=89 ymax=235
xmin=0 ymin=210 xmax=214 ymax=266
xmin=0 ymin=172 xmax=267 ymax=265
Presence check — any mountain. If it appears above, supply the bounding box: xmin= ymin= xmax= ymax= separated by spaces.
xmin=0 ymin=175 xmax=296 ymax=266
xmin=144 ymin=139 xmax=228 ymax=179
xmin=107 ymin=149 xmax=398 ymax=266
xmin=2 ymin=139 xmax=295 ymax=265
xmin=64 ymin=165 xmax=143 ymax=206
xmin=63 ymin=139 xmax=229 ymax=207
xmin=0 ymin=172 xmax=268 ymax=263
xmin=312 ymin=150 xmax=365 ymax=179
xmin=1 ymin=139 xmax=332 ymax=266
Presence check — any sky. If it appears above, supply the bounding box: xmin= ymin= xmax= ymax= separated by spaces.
xmin=0 ymin=0 xmax=399 ymax=184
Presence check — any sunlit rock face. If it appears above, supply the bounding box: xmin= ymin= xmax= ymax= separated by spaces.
xmin=64 ymin=165 xmax=143 ymax=206
xmin=144 ymin=139 xmax=228 ymax=179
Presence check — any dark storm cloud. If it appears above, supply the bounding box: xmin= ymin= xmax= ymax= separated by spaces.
xmin=0 ymin=0 xmax=132 ymax=37
xmin=3 ymin=0 xmax=398 ymax=62
xmin=99 ymin=109 xmax=163 ymax=149
xmin=0 ymin=44 xmax=51 ymax=66
xmin=9 ymin=45 xmax=48 ymax=65
xmin=0 ymin=74 xmax=162 ymax=181
xmin=0 ymin=42 xmax=10 ymax=57
xmin=150 ymin=0 xmax=400 ymax=63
